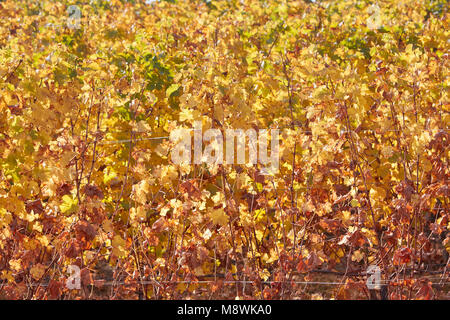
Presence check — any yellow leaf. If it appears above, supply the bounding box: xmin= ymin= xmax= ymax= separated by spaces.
xmin=259 ymin=269 xmax=270 ymax=281
xmin=210 ymin=208 xmax=229 ymax=226
xmin=131 ymin=206 xmax=147 ymax=223
xmin=60 ymin=195 xmax=78 ymax=215
xmin=381 ymin=145 xmax=394 ymax=158
xmin=135 ymin=120 xmax=151 ymax=133
xmin=9 ymin=259 xmax=22 ymax=272
xmin=30 ymin=264 xmax=46 ymax=280
xmin=179 ymin=108 xmax=200 ymax=122
xmin=102 ymin=220 xmax=114 ymax=233
xmin=133 ymin=179 xmax=150 ymax=204
xmin=350 ymin=199 xmax=360 ymax=207
xmin=352 ymin=250 xmax=365 ymax=262
xmin=112 ymin=235 xmax=128 ymax=258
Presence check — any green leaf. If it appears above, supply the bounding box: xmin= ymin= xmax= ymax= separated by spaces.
xmin=350 ymin=199 xmax=360 ymax=208
xmin=60 ymin=195 xmax=78 ymax=215
xmin=166 ymin=84 xmax=180 ymax=97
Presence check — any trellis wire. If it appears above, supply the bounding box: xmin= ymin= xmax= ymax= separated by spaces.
xmin=95 ymin=127 xmax=449 ymax=145
xmin=23 ymin=277 xmax=450 ymax=288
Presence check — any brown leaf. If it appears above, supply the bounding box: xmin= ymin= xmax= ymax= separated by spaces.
xmin=415 ymin=280 xmax=433 ymax=300
xmin=56 ymin=183 xmax=72 ymax=197
xmin=65 ymin=240 xmax=81 ymax=259
xmin=25 ymin=199 xmax=44 ymax=214
xmin=152 ymin=217 xmax=167 ymax=233
xmin=180 ymin=180 xmax=202 ymax=199
xmin=47 ymin=280 xmax=62 ymax=299
xmin=393 ymin=247 xmax=412 ymax=265
xmin=83 ymin=184 xmax=104 ymax=199
xmin=75 ymin=221 xmax=97 ymax=241
xmin=81 ymin=268 xmax=93 ymax=286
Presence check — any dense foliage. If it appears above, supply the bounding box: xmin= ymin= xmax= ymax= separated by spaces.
xmin=0 ymin=0 xmax=448 ymax=299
